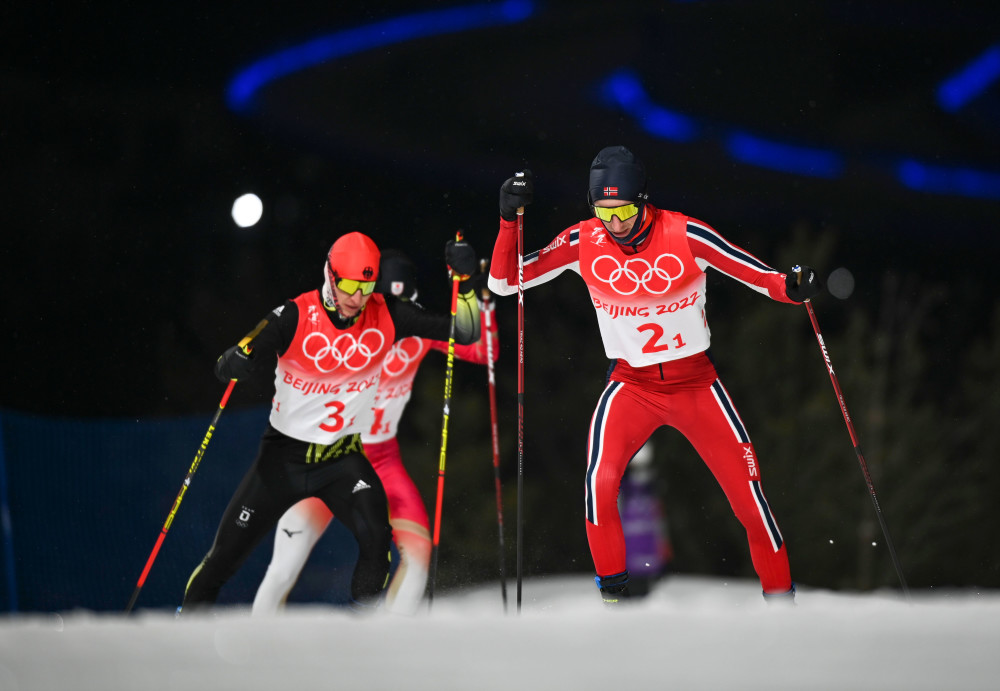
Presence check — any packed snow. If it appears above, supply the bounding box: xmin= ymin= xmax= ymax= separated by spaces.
xmin=0 ymin=575 xmax=996 ymax=690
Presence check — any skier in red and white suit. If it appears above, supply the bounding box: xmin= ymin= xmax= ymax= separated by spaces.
xmin=252 ymin=250 xmax=498 ymax=615
xmin=487 ymin=146 xmax=821 ymax=604
xmin=183 ymin=233 xmax=481 ymax=612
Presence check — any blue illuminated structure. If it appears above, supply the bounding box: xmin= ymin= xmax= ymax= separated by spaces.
xmin=936 ymin=44 xmax=1000 ymax=113
xmin=599 ymin=68 xmax=999 ymax=201
xmin=726 ymin=132 xmax=843 ymax=180
xmin=225 ymin=3 xmax=999 ymax=202
xmin=899 ymin=159 xmax=1000 ymax=201
xmin=227 ymin=0 xmax=535 ymax=113
xmin=598 ymin=70 xmax=698 ymax=143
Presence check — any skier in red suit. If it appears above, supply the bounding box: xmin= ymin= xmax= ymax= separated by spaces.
xmin=487 ymin=146 xmax=821 ymax=604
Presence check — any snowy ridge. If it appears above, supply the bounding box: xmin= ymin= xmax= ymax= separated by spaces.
xmin=0 ymin=575 xmax=996 ymax=691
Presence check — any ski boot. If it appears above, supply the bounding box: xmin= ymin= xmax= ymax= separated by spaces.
xmin=595 ymin=571 xmax=631 ymax=606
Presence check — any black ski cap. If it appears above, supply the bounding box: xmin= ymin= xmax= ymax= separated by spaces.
xmin=587 ymin=145 xmax=648 ymax=204
xmin=376 ymin=249 xmax=419 ymax=300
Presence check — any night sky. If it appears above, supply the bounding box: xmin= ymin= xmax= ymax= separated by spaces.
xmin=4 ymin=1 xmax=1000 ymax=611
xmin=5 ymin=0 xmax=1000 ymax=417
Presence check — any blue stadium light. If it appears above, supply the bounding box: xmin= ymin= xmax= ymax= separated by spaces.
xmin=936 ymin=44 xmax=1000 ymax=112
xmin=596 ymin=69 xmax=1000 ymax=200
xmin=726 ymin=132 xmax=843 ymax=179
xmin=227 ymin=0 xmax=536 ymax=113
xmin=599 ymin=69 xmax=698 ymax=143
xmin=898 ymin=159 xmax=1000 ymax=200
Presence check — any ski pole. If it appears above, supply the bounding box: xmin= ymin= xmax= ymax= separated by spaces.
xmin=794 ymin=267 xmax=911 ymax=600
xmin=516 ymin=205 xmax=525 ymax=614
xmin=428 ymin=231 xmax=464 ymax=609
xmin=480 ymin=262 xmax=508 ymax=612
xmin=125 ymin=378 xmax=237 ymax=613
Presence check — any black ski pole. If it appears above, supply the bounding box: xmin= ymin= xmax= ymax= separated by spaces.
xmin=795 ymin=267 xmax=910 ymax=600
xmin=125 ymin=379 xmax=237 ymax=613
xmin=516 ymin=205 xmax=525 ymax=614
xmin=481 ymin=269 xmax=508 ymax=612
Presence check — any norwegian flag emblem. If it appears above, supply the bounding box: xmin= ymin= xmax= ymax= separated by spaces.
xmin=604 ymin=186 xmax=618 ymax=196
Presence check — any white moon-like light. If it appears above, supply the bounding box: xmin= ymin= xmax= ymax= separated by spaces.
xmin=231 ymin=193 xmax=263 ymax=228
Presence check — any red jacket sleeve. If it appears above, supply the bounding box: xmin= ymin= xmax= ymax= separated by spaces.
xmin=685 ymin=218 xmax=796 ymax=303
xmin=487 ymin=217 xmax=583 ymax=296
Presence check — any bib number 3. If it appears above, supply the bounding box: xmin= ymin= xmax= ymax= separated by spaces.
xmin=319 ymin=400 xmax=346 ymax=433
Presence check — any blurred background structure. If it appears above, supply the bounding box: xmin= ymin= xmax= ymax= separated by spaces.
xmin=3 ymin=0 xmax=999 ymax=612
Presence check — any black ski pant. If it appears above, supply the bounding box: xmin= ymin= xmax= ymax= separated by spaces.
xmin=182 ymin=426 xmax=392 ymax=609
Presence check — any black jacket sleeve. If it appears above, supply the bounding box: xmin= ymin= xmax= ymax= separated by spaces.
xmin=213 ymin=301 xmax=299 ymax=382
xmin=387 ymin=292 xmax=481 ymax=345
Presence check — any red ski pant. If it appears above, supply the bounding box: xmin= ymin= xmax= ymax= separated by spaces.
xmin=584 ymin=372 xmax=792 ymax=594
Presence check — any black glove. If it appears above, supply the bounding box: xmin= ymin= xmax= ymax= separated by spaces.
xmin=499 ymin=169 xmax=534 ymax=221
xmin=785 ymin=265 xmax=823 ymax=302
xmin=214 ymin=344 xmax=254 ymax=383
xmin=446 ymin=238 xmax=477 ymax=279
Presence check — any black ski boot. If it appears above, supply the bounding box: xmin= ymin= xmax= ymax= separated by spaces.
xmin=595 ymin=571 xmax=631 ymax=606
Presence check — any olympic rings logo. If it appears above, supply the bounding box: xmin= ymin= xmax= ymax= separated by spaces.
xmin=301 ymin=329 xmax=386 ymax=372
xmin=381 ymin=337 xmax=424 ymax=377
xmin=591 ymin=252 xmax=685 ymax=296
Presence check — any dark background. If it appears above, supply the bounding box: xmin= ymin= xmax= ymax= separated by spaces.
xmin=3 ymin=0 xmax=999 ymax=610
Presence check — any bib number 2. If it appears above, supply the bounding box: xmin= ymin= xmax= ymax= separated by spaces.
xmin=637 ymin=323 xmax=687 ymax=354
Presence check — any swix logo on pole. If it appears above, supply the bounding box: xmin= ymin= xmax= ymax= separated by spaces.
xmin=518 ymin=255 xmax=524 ymax=306
xmin=817 ymin=334 xmax=835 ymax=375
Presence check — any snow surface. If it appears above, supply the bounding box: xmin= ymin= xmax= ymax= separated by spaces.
xmin=0 ymin=575 xmax=996 ymax=691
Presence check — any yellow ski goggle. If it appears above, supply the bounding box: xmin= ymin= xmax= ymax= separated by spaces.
xmin=592 ymin=203 xmax=640 ymax=223
xmin=335 ymin=277 xmax=377 ymax=295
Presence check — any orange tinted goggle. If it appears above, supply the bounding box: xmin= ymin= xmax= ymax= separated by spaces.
xmin=592 ymin=203 xmax=640 ymax=223
xmin=335 ymin=277 xmax=377 ymax=295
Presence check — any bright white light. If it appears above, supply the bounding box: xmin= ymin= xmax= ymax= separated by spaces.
xmin=232 ymin=193 xmax=263 ymax=228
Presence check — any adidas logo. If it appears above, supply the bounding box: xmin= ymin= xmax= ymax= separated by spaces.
xmin=352 ymin=479 xmax=371 ymax=494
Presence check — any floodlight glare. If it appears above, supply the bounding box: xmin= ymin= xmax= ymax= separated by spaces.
xmin=231 ymin=193 xmax=263 ymax=228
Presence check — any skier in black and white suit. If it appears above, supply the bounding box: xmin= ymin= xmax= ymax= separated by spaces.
xmin=182 ymin=232 xmax=480 ymax=611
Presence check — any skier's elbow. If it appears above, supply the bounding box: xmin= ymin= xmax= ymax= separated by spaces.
xmin=487 ymin=275 xmax=516 ymax=296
